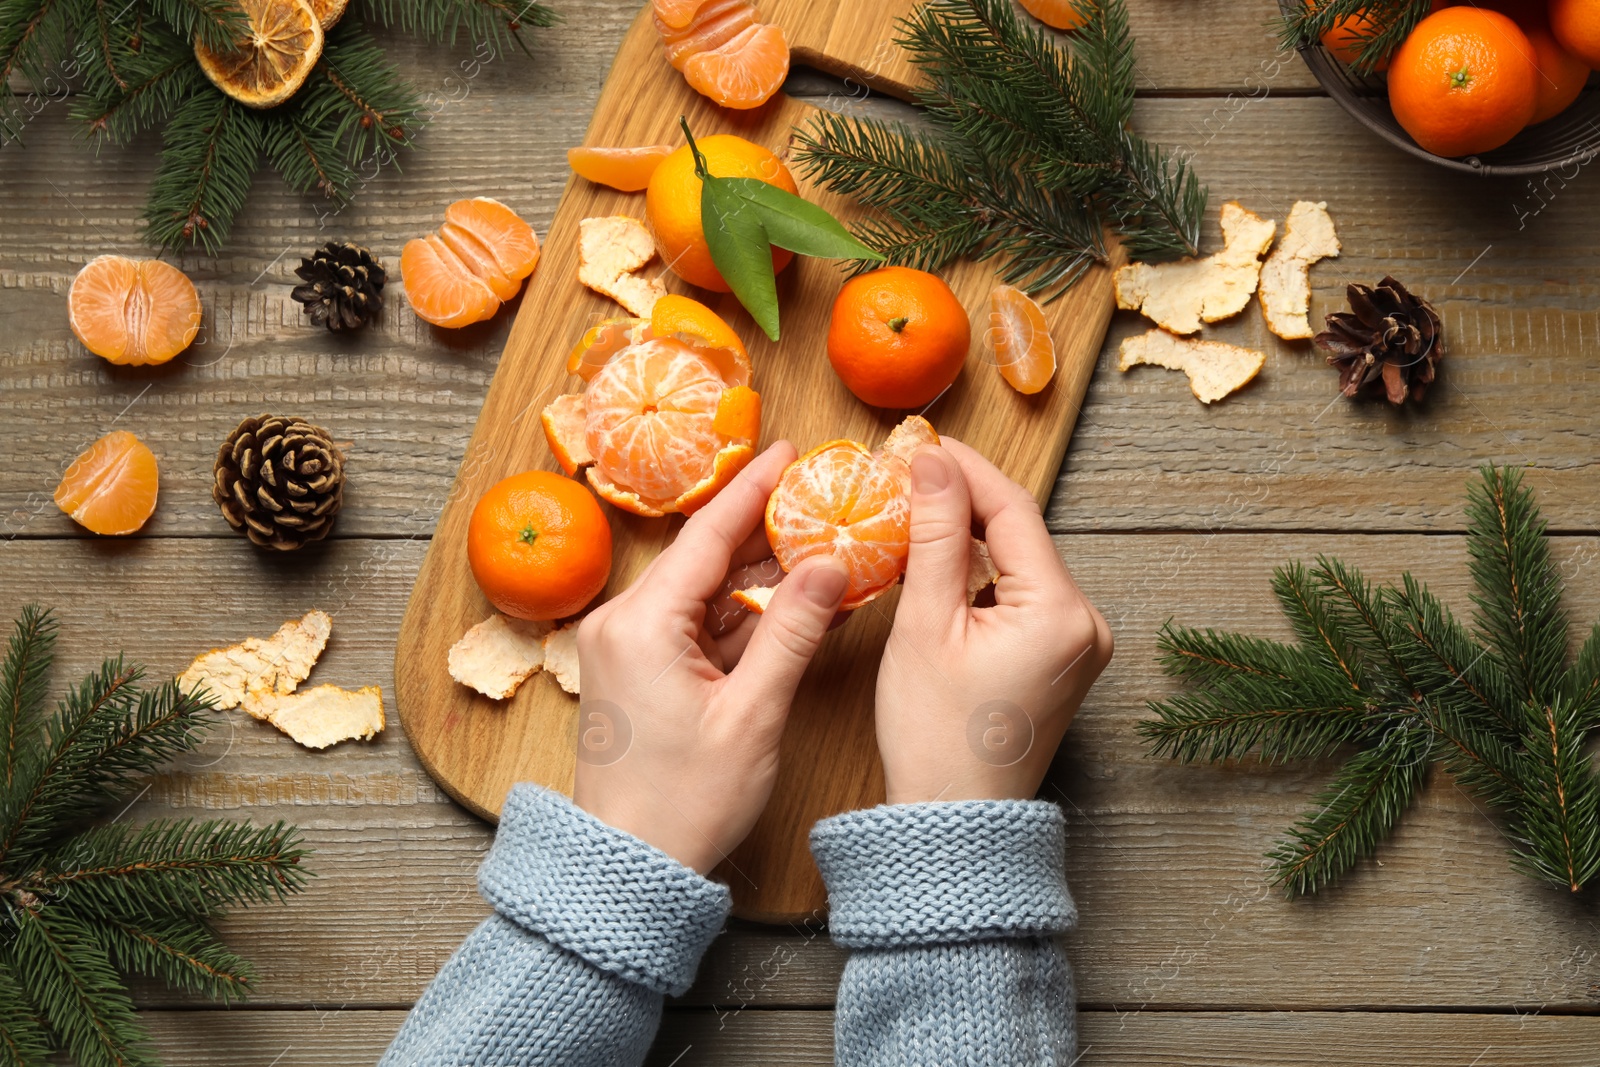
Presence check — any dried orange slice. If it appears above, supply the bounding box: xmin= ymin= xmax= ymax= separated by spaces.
xmin=656 ymin=0 xmax=788 ymax=110
xmin=542 ymin=302 xmax=758 ymax=517
xmin=568 ymin=145 xmax=674 ymax=192
xmin=68 ymin=255 xmax=202 ymax=366
xmin=308 ymin=0 xmax=346 ymax=30
xmin=194 ymin=0 xmax=324 ymax=109
xmin=764 ymin=416 xmax=937 ymax=610
xmin=402 ymin=197 xmax=540 ymax=328
xmin=988 ymin=284 xmax=1057 ymax=394
xmin=54 ymin=430 xmax=160 ymax=536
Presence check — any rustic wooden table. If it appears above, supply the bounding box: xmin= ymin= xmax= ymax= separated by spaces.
xmin=4 ymin=1 xmax=1599 ymax=1063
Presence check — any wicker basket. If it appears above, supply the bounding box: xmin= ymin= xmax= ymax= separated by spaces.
xmin=1280 ymin=0 xmax=1600 ymax=177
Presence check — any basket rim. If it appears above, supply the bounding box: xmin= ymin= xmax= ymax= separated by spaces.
xmin=1276 ymin=1 xmax=1600 ymax=177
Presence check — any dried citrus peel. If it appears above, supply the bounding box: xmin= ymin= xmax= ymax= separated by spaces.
xmin=1118 ymin=329 xmax=1265 ymax=404
xmin=1114 ymin=201 xmax=1277 ymax=335
xmin=1258 ymin=200 xmax=1340 ymax=341
xmin=246 ymin=685 xmax=384 ymax=749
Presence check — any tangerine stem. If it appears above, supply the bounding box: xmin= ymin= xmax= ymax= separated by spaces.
xmin=679 ymin=115 xmax=711 ymax=180
xmin=1450 ymin=64 xmax=1472 ymax=89
xmin=519 ymin=524 xmax=538 ymax=545
xmin=887 ymin=316 xmax=908 ymax=332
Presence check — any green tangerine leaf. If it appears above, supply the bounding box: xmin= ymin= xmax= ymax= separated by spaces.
xmin=701 ymin=175 xmax=781 ymax=341
xmin=717 ymin=177 xmax=886 ymax=262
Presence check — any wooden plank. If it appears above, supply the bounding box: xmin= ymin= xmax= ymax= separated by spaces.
xmin=7 ymin=96 xmax=1600 ymax=540
xmin=391 ymin=0 xmax=1118 ymax=924
xmin=135 ymin=1009 xmax=1600 ymax=1066
xmin=4 ymin=536 xmax=1600 ymax=1011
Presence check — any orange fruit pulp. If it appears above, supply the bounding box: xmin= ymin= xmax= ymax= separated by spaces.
xmin=826 ymin=266 xmax=972 ymax=409
xmin=543 ymin=298 xmax=759 ymax=517
xmin=401 ymin=197 xmax=540 ymax=329
xmin=568 ymin=144 xmax=674 ymax=192
xmin=54 ymin=430 xmax=160 ymax=536
xmin=988 ymin=284 xmax=1058 ymax=395
xmin=764 ymin=416 xmax=938 ymax=610
xmin=68 ymin=255 xmax=202 ymax=366
xmin=1017 ymin=0 xmax=1090 ymax=30
xmin=1387 ymin=6 xmax=1539 ymax=157
xmin=467 ymin=470 xmax=613 ymax=621
xmin=1550 ymin=0 xmax=1600 ymax=67
xmin=654 ymin=0 xmax=789 ymax=110
xmin=646 ymin=134 xmax=797 ymax=292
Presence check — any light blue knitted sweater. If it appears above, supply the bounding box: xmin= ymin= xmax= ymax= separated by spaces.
xmin=379 ymin=785 xmax=1078 ymax=1066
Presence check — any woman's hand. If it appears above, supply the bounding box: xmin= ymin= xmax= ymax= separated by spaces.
xmin=571 ymin=442 xmax=849 ymax=874
xmin=876 ymin=438 xmax=1112 ymax=806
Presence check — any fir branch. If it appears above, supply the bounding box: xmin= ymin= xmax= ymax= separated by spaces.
xmin=142 ymin=87 xmax=262 ymax=252
xmin=358 ymin=0 xmax=556 ymax=57
xmin=72 ymin=20 xmax=201 ymax=145
xmin=1274 ymin=562 xmax=1362 ymax=689
xmin=88 ymin=912 xmax=256 ymax=1003
xmin=8 ymin=904 xmax=156 ymax=1067
xmin=0 ymin=0 xmax=72 ymax=143
xmin=1387 ymin=574 xmax=1517 ymax=736
xmin=0 ymin=607 xmax=56 ymax=791
xmin=28 ymin=819 xmax=309 ymax=919
xmin=1310 ymin=556 xmax=1416 ymax=689
xmin=1279 ymin=0 xmax=1434 ymax=76
xmin=141 ymin=0 xmax=245 ymax=53
xmin=1561 ymin=622 xmax=1600 ymax=727
xmin=1268 ymin=723 xmax=1432 ymax=895
xmin=302 ymin=22 xmax=422 ymax=177
xmin=1465 ymin=466 xmax=1569 ymax=708
xmin=0 ymin=673 xmax=212 ymax=868
xmin=0 ymin=951 xmax=50 ymax=1067
xmin=1509 ymin=697 xmax=1600 ymax=892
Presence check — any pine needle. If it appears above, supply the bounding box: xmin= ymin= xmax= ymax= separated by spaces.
xmin=0 ymin=607 xmax=56 ymax=791
xmin=1278 ymin=0 xmax=1435 ymax=76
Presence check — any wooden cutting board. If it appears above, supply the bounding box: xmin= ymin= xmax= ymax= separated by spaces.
xmin=394 ymin=0 xmax=1117 ymax=922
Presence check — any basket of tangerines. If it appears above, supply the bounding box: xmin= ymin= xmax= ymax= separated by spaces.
xmin=1284 ymin=0 xmax=1600 ymax=174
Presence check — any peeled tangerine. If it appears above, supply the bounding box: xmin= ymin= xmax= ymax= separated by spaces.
xmin=654 ymin=0 xmax=789 ymax=110
xmin=68 ymin=255 xmax=202 ymax=366
xmin=542 ymin=297 xmax=759 ymax=517
xmin=763 ymin=416 xmax=938 ymax=610
xmin=54 ymin=430 xmax=160 ymax=536
xmin=401 ymin=198 xmax=540 ymax=328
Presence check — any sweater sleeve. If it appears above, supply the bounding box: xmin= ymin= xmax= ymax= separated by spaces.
xmin=810 ymin=800 xmax=1078 ymax=1067
xmin=379 ymin=784 xmax=731 ymax=1067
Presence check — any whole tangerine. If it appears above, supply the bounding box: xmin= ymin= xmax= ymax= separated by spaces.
xmin=826 ymin=266 xmax=972 ymax=410
xmin=1388 ymin=7 xmax=1539 ymax=158
xmin=467 ymin=470 xmax=613 ymax=621
xmin=646 ymin=134 xmax=797 ymax=292
xmin=1549 ymin=0 xmax=1600 ymax=67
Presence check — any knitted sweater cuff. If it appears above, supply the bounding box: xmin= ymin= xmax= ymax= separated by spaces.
xmin=478 ymin=785 xmax=731 ymax=996
xmin=810 ymin=799 xmax=1076 ymax=949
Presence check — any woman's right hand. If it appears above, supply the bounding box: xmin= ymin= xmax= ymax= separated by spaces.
xmin=875 ymin=438 xmax=1113 ymax=806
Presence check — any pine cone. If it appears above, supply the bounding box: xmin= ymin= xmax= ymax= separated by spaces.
xmin=1315 ymin=276 xmax=1443 ymax=405
xmin=290 ymin=241 xmax=385 ymax=331
xmin=213 ymin=415 xmax=345 ymax=551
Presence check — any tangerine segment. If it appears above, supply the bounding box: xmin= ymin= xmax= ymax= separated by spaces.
xmin=400 ymin=237 xmax=499 ymax=328
xmin=54 ymin=430 xmax=160 ymax=536
xmin=1017 ymin=0 xmax=1089 ymax=30
xmin=443 ymin=198 xmax=540 ymax=294
xmin=766 ymin=438 xmax=914 ymax=610
xmin=658 ymin=0 xmax=758 ymax=69
xmin=193 ymin=0 xmax=324 ymax=109
xmin=989 ymin=284 xmax=1058 ymax=395
xmin=683 ymin=22 xmax=789 ymax=110
xmin=568 ymin=145 xmax=674 ymax=191
xmin=68 ymin=255 xmax=202 ymax=366
xmin=654 ymin=0 xmax=711 ymax=30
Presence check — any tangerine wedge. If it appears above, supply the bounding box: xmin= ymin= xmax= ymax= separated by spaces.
xmin=656 ymin=0 xmax=788 ymax=109
xmin=988 ymin=284 xmax=1057 ymax=394
xmin=543 ymin=318 xmax=758 ymax=517
xmin=568 ymin=145 xmax=674 ymax=191
xmin=54 ymin=430 xmax=160 ymax=536
xmin=764 ymin=416 xmax=937 ymax=610
xmin=657 ymin=0 xmax=758 ymax=69
xmin=402 ymin=197 xmax=539 ymax=328
xmin=68 ymin=255 xmax=202 ymax=366
xmin=654 ymin=0 xmax=712 ymax=30
xmin=1017 ymin=0 xmax=1090 ymax=30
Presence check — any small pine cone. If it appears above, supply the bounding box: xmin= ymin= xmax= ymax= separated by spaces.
xmin=1315 ymin=276 xmax=1443 ymax=405
xmin=213 ymin=414 xmax=345 ymax=551
xmin=290 ymin=241 xmax=385 ymax=331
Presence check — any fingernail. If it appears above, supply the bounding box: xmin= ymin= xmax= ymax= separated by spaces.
xmin=911 ymin=452 xmax=948 ymax=494
xmin=803 ymin=559 xmax=849 ymax=607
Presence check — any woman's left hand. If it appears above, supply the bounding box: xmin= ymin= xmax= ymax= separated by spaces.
xmin=570 ymin=442 xmax=850 ymax=875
